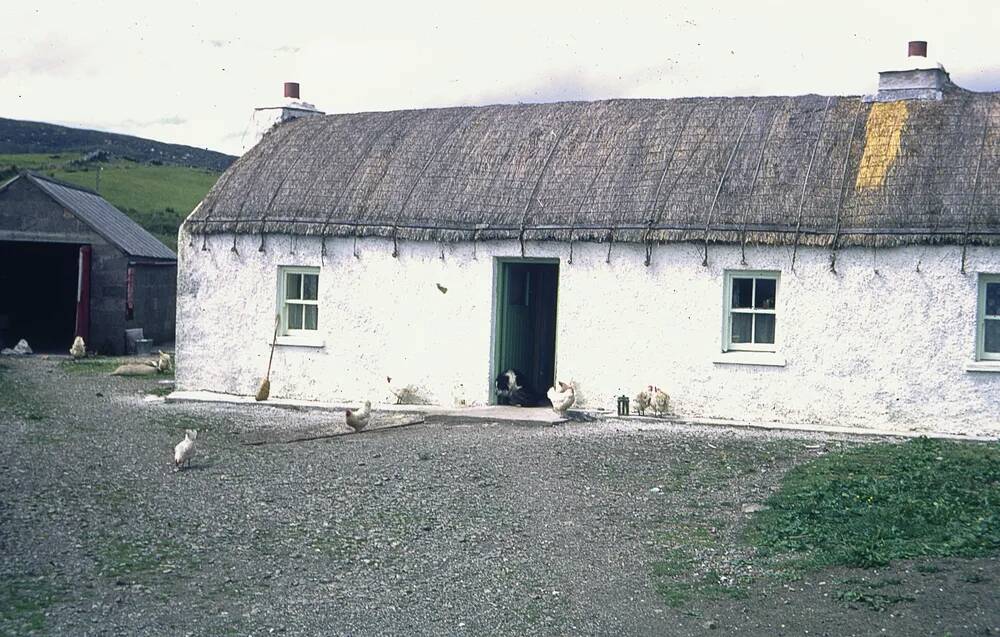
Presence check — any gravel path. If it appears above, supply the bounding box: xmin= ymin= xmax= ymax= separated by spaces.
xmin=1 ymin=357 xmax=997 ymax=636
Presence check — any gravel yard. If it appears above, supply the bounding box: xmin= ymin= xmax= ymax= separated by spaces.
xmin=1 ymin=356 xmax=997 ymax=636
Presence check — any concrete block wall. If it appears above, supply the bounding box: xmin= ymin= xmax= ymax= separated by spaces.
xmin=128 ymin=263 xmax=177 ymax=345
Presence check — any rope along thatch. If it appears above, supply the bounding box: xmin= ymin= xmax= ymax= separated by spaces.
xmin=186 ymin=92 xmax=1000 ymax=249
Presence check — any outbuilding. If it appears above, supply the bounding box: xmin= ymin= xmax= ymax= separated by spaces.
xmin=0 ymin=172 xmax=177 ymax=354
xmin=176 ymin=47 xmax=1000 ymax=435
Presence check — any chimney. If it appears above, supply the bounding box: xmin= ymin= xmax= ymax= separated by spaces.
xmin=247 ymin=83 xmax=325 ymax=151
xmin=271 ymin=81 xmax=323 ymax=123
xmin=873 ymin=40 xmax=954 ymax=102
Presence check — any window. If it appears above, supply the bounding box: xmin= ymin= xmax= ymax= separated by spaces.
xmin=279 ymin=267 xmax=319 ymax=335
xmin=977 ymin=274 xmax=1000 ymax=361
xmin=724 ymin=271 xmax=778 ymax=352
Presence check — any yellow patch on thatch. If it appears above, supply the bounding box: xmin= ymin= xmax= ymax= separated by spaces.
xmin=855 ymin=101 xmax=908 ymax=190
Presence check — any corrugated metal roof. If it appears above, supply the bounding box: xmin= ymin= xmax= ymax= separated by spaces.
xmin=23 ymin=172 xmax=176 ymax=260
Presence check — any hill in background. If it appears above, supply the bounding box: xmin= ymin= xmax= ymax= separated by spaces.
xmin=0 ymin=118 xmax=236 ymax=252
xmin=0 ymin=117 xmax=235 ymax=172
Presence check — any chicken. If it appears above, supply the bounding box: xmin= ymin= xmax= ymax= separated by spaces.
xmin=634 ymin=387 xmax=652 ymax=416
xmin=546 ymin=381 xmax=575 ymax=413
xmin=69 ymin=336 xmax=86 ymax=359
xmin=174 ymin=429 xmax=198 ymax=470
xmin=156 ymin=351 xmax=172 ymax=373
xmin=651 ymin=386 xmax=671 ymax=417
xmin=345 ymin=400 xmax=372 ymax=433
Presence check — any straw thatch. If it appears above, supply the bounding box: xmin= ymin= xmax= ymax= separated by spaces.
xmin=186 ymin=88 xmax=1000 ymax=249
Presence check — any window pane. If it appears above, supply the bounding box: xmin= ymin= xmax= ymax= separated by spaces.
xmin=986 ymin=282 xmax=1000 ymax=316
xmin=302 ymin=274 xmax=319 ymax=301
xmin=304 ymin=305 xmax=318 ymax=330
xmin=731 ymin=278 xmax=753 ymax=309
xmin=731 ymin=313 xmax=752 ymax=343
xmin=286 ymin=273 xmax=302 ymax=300
xmin=985 ymin=319 xmax=1000 ymax=354
xmin=287 ymin=303 xmax=303 ymax=330
xmin=755 ymin=278 xmax=776 ymax=310
xmin=755 ymin=314 xmax=776 ymax=344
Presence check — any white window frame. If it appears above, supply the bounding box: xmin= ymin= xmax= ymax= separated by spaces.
xmin=723 ymin=270 xmax=779 ymax=353
xmin=977 ymin=273 xmax=1000 ymax=362
xmin=278 ymin=266 xmax=320 ymax=337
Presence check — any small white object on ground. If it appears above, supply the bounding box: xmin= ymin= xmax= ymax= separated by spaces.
xmin=741 ymin=503 xmax=770 ymax=514
xmin=1 ymin=339 xmax=33 ymax=356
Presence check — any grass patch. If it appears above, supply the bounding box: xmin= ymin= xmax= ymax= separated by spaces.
xmin=59 ymin=357 xmax=174 ymax=380
xmin=834 ymin=587 xmax=915 ymax=611
xmin=653 ymin=571 xmax=750 ymax=608
xmin=0 ymin=362 xmax=51 ymax=422
xmin=748 ymin=437 xmax=1000 ymax=570
xmin=95 ymin=535 xmax=193 ymax=579
xmin=146 ymin=384 xmax=174 ymax=397
xmin=0 ymin=576 xmax=64 ymax=633
xmin=58 ymin=357 xmax=125 ymax=375
xmin=961 ymin=571 xmax=990 ymax=584
xmin=643 ymin=443 xmax=806 ymax=609
xmin=651 ymin=519 xmax=750 ymax=608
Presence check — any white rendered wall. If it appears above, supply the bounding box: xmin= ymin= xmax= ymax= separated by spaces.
xmin=176 ymin=227 xmax=1000 ymax=436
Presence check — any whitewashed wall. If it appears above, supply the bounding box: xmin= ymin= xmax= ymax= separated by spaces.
xmin=176 ymin=226 xmax=1000 ymax=436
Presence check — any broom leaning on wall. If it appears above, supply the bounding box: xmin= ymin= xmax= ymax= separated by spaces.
xmin=256 ymin=314 xmax=280 ymax=401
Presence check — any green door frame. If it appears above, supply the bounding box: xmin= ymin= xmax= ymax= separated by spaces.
xmin=489 ymin=257 xmax=560 ymax=404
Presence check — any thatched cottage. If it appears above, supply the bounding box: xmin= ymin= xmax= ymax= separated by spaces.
xmin=176 ymin=46 xmax=1000 ymax=435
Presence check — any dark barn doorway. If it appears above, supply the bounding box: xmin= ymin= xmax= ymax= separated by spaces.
xmin=492 ymin=259 xmax=559 ymax=404
xmin=0 ymin=241 xmax=81 ymax=351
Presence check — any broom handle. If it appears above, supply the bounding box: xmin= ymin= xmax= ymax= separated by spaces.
xmin=265 ymin=314 xmax=280 ymax=378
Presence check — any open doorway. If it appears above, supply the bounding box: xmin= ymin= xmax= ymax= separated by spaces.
xmin=492 ymin=258 xmax=559 ymax=404
xmin=0 ymin=241 xmax=81 ymax=351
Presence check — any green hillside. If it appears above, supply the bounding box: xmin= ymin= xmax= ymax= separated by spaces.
xmin=0 ymin=153 xmax=221 ymax=251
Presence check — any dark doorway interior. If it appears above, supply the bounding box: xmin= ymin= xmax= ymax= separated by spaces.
xmin=493 ymin=259 xmax=559 ymax=403
xmin=0 ymin=241 xmax=81 ymax=351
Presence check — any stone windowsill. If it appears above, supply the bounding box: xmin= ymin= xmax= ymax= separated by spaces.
xmin=275 ymin=336 xmax=325 ymax=348
xmin=712 ymin=351 xmax=786 ymax=367
xmin=965 ymin=360 xmax=1000 ymax=373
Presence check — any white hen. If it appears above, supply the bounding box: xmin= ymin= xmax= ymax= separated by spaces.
xmin=69 ymin=336 xmax=86 ymax=359
xmin=546 ymin=381 xmax=575 ymax=414
xmin=651 ymin=386 xmax=670 ymax=417
xmin=345 ymin=401 xmax=372 ymax=433
xmin=174 ymin=429 xmax=197 ymax=470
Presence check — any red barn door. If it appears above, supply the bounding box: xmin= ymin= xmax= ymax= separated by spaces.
xmin=74 ymin=245 xmax=91 ymax=341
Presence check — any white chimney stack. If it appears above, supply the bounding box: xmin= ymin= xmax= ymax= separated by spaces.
xmin=246 ymin=82 xmax=325 ymax=151
xmin=873 ymin=40 xmax=954 ymax=102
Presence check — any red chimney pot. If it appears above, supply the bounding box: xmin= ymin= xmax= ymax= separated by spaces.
xmin=284 ymin=82 xmax=300 ymax=99
xmin=908 ymin=41 xmax=927 ymax=58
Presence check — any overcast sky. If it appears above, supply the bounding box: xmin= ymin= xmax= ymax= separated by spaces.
xmin=4 ymin=0 xmax=998 ymax=157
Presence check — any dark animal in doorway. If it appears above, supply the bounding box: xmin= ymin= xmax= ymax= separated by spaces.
xmin=495 ymin=368 xmax=536 ymax=407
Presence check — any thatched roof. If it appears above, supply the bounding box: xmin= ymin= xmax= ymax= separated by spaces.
xmin=186 ymin=89 xmax=1000 ymax=249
